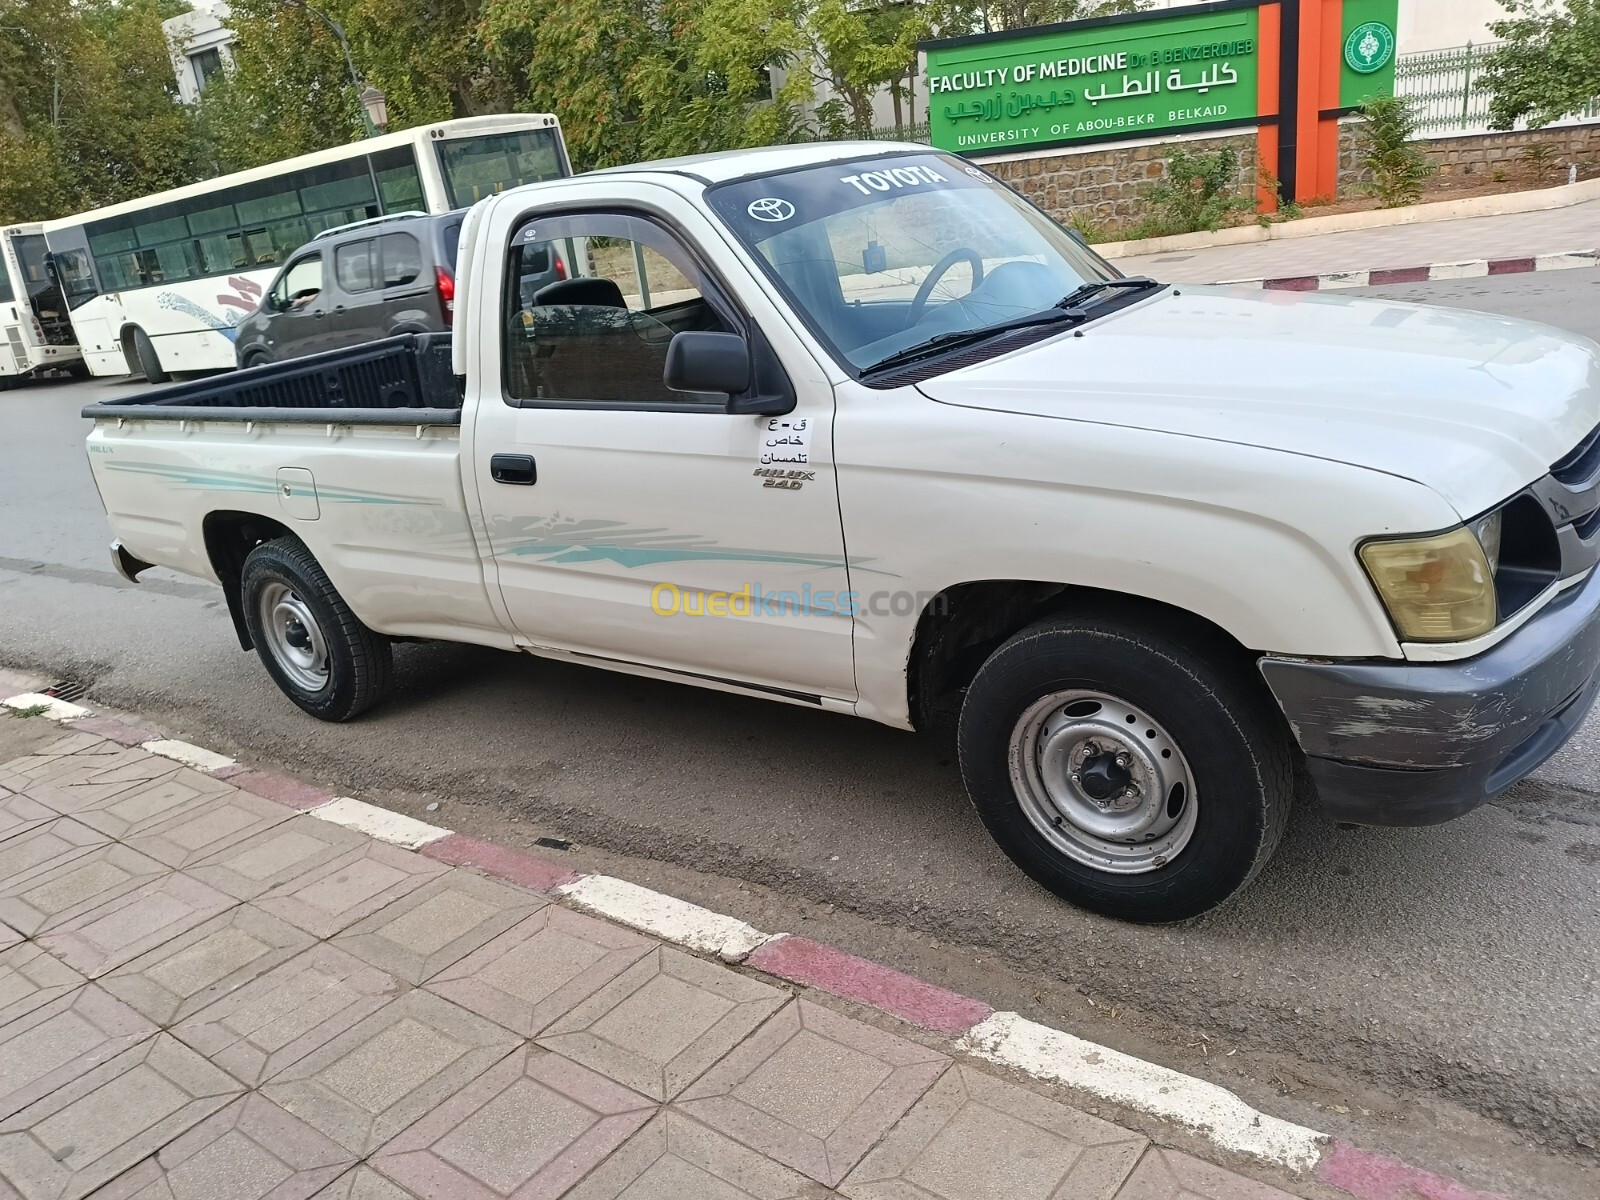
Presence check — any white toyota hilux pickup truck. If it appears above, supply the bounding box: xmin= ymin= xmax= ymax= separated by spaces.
xmin=84 ymin=142 xmax=1600 ymax=922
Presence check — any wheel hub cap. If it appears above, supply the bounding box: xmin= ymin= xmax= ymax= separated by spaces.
xmin=257 ymin=582 xmax=330 ymax=693
xmin=1009 ymin=690 xmax=1198 ymax=874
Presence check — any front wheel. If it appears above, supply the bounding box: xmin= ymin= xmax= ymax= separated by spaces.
xmin=130 ymin=328 xmax=170 ymax=383
xmin=240 ymin=537 xmax=392 ymax=721
xmin=957 ymin=615 xmax=1293 ymax=922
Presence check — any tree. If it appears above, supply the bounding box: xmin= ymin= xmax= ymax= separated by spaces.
xmin=481 ymin=0 xmax=805 ymax=169
xmin=1481 ymin=0 xmax=1600 ymax=131
xmin=0 ymin=0 xmax=204 ymax=223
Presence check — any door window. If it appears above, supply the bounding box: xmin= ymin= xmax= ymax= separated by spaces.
xmin=502 ymin=212 xmax=730 ymax=406
xmin=335 ymin=240 xmax=377 ymax=292
xmin=379 ymin=232 xmax=422 ymax=287
xmin=273 ymin=255 xmax=323 ymax=310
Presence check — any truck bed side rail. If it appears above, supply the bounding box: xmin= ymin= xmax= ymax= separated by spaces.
xmin=82 ymin=333 xmax=461 ymax=425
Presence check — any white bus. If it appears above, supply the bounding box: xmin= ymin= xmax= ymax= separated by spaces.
xmin=42 ymin=113 xmax=570 ymax=379
xmin=0 ymin=223 xmax=84 ymax=389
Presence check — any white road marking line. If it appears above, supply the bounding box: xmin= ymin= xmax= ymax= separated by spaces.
xmin=557 ymin=874 xmax=775 ymax=962
xmin=3 ymin=693 xmax=90 ymax=720
xmin=960 ymin=1012 xmax=1326 ymax=1171
xmin=307 ymin=796 xmax=451 ymax=849
xmin=141 ymin=739 xmax=237 ymax=772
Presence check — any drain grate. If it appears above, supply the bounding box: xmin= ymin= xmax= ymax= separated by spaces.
xmin=44 ymin=679 xmax=89 ymax=703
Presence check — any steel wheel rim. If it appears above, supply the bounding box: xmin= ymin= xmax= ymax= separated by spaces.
xmin=1008 ymin=689 xmax=1198 ymax=874
xmin=257 ymin=581 xmax=330 ymax=692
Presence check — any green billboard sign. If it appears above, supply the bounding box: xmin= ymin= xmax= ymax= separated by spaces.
xmin=923 ymin=2 xmax=1261 ymax=156
xmin=1339 ymin=0 xmax=1400 ymax=107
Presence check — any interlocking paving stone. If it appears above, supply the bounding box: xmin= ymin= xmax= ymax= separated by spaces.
xmin=0 ymin=944 xmax=85 ymax=1026
xmin=565 ymin=1110 xmax=835 ymax=1200
xmin=86 ymin=1093 xmax=355 ymax=1200
xmin=125 ymin=787 xmax=291 ymax=869
xmin=1110 ymin=1147 xmax=1303 ymax=1200
xmin=0 ymin=733 xmax=119 ymax=793
xmin=308 ymin=1166 xmax=424 ymax=1199
xmin=187 ymin=817 xmax=367 ymax=902
xmin=538 ymin=946 xmax=787 ymax=1101
xmin=331 ymin=870 xmax=544 ymax=985
xmin=20 ymin=750 xmax=179 ymax=816
xmin=369 ymin=1045 xmax=655 ymax=1200
xmin=840 ymin=1065 xmax=1147 ymax=1200
xmin=37 ymin=874 xmax=236 ymax=979
xmin=679 ymin=999 xmax=950 ymax=1188
xmin=0 ymin=986 xmax=157 ymax=1120
xmin=254 ymin=842 xmax=447 ymax=938
xmin=426 ymin=906 xmax=652 ymax=1037
xmin=0 ymin=793 xmax=57 ymax=845
xmin=0 ymin=843 xmax=169 ymax=938
xmin=262 ymin=988 xmax=519 ymax=1155
xmin=172 ymin=944 xmax=403 ymax=1087
xmin=67 ymin=770 xmax=236 ymax=842
xmin=101 ymin=904 xmax=316 ymax=1027
xmin=0 ymin=1033 xmax=243 ymax=1200
xmin=0 ymin=820 xmax=110 ymax=912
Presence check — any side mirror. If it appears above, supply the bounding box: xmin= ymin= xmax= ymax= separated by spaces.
xmin=664 ymin=331 xmax=750 ymax=397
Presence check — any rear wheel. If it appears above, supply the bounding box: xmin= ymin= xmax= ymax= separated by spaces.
xmin=130 ymin=327 xmax=170 ymax=383
xmin=241 ymin=349 xmax=273 ymax=371
xmin=957 ymin=614 xmax=1293 ymax=922
xmin=240 ymin=537 xmax=392 ymax=721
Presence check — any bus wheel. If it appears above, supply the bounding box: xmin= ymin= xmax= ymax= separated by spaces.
xmin=130 ymin=328 xmax=170 ymax=384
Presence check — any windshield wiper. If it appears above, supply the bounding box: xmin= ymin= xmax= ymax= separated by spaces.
xmin=1056 ymin=276 xmax=1163 ymax=310
xmin=860 ymin=308 xmax=1085 ymax=377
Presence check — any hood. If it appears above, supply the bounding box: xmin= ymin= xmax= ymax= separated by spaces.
xmin=916 ymin=286 xmax=1600 ymax=517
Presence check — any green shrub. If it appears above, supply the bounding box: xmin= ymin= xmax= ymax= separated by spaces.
xmin=1131 ymin=145 xmax=1255 ymax=238
xmin=1357 ymin=96 xmax=1435 ymax=207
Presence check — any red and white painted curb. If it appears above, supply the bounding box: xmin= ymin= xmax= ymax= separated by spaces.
xmin=1219 ymin=247 xmax=1598 ymax=292
xmin=0 ymin=683 xmax=1511 ymax=1199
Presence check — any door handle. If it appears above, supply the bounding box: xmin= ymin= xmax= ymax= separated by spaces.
xmin=490 ymin=453 xmax=537 ymax=485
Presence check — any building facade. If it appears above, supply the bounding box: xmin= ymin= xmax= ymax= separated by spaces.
xmin=163 ymin=0 xmax=234 ymax=105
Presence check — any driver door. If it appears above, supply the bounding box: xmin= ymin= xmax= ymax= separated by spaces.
xmin=470 ymin=206 xmax=857 ymax=702
xmin=266 ymin=251 xmax=332 ymax=358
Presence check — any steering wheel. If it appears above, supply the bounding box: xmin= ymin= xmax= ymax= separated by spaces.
xmin=908 ymin=248 xmax=985 ymax=326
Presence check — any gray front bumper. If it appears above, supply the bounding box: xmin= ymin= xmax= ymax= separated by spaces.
xmin=1259 ymin=566 xmax=1600 ymax=825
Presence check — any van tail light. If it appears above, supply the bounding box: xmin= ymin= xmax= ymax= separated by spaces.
xmin=435 ymin=266 xmax=455 ymax=324
xmin=553 ymin=254 xmax=566 ymax=280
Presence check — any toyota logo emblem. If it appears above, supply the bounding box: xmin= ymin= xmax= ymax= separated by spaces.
xmin=747 ymin=197 xmax=796 ymax=223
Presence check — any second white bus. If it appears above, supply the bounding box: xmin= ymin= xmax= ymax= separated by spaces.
xmin=43 ymin=113 xmax=570 ymax=379
xmin=1 ymin=223 xmax=84 ymax=388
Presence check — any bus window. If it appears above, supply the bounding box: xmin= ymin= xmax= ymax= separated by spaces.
xmin=369 ymin=146 xmax=426 ymax=213
xmin=435 ymin=128 xmax=564 ymax=208
xmin=0 ymin=259 xmax=13 ymax=305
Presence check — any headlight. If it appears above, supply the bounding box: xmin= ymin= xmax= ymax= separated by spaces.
xmin=1471 ymin=510 xmax=1503 ymax=575
xmin=1359 ymin=526 xmax=1497 ymax=642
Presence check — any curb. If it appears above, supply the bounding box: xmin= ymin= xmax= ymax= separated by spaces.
xmin=1217 ymin=248 xmax=1598 ymax=292
xmin=0 ymin=683 xmax=1512 ymax=1199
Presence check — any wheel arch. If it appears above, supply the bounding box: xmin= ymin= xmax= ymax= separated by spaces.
xmin=906 ymin=579 xmax=1264 ymax=737
xmin=203 ymin=510 xmax=297 ymax=650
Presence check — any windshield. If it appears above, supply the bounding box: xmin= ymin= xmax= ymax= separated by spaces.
xmin=707 ymin=153 xmax=1116 ymax=373
xmin=435 ymin=129 xmax=566 ymax=208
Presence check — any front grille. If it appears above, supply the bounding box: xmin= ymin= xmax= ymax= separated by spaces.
xmin=1552 ymin=423 xmax=1600 ymax=487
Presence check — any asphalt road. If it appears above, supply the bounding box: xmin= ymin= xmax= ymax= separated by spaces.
xmin=3 ymin=269 xmax=1599 ymax=1194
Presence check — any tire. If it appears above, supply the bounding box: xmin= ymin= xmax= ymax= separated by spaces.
xmin=130 ymin=327 xmax=170 ymax=383
xmin=957 ymin=614 xmax=1294 ymax=923
xmin=240 ymin=349 xmax=272 ymax=371
xmin=240 ymin=537 xmax=392 ymax=721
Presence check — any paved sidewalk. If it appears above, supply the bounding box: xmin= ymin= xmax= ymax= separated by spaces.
xmin=1110 ymin=197 xmax=1600 ymax=283
xmin=0 ymin=713 xmax=1308 ymax=1200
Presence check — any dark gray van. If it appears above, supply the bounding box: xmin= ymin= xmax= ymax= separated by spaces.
xmin=232 ymin=212 xmax=466 ymax=369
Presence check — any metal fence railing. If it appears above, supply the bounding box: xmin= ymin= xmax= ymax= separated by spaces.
xmin=1395 ymin=42 xmax=1600 ymax=135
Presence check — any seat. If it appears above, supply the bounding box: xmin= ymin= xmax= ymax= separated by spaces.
xmin=534 ymin=277 xmax=627 ymax=309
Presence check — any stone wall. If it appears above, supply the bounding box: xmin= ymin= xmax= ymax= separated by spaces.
xmin=984 ymin=131 xmax=1259 ymax=238
xmin=1340 ymin=120 xmax=1600 ymax=193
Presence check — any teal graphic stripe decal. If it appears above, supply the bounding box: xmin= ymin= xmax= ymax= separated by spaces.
xmin=495 ymin=520 xmax=887 ymax=573
xmin=104 ymin=462 xmax=442 ymax=506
